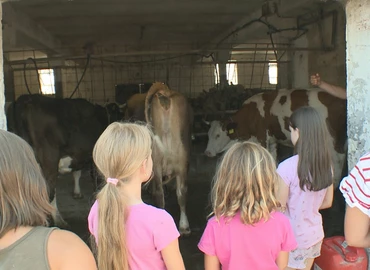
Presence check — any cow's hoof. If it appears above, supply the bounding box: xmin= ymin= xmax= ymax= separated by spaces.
xmin=179 ymin=227 xmax=191 ymax=237
xmin=73 ymin=193 xmax=83 ymax=199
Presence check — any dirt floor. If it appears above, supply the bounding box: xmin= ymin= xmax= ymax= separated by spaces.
xmin=56 ymin=139 xmax=345 ymax=270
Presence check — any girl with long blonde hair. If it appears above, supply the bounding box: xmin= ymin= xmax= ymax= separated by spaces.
xmin=88 ymin=122 xmax=185 ymax=270
xmin=198 ymin=141 xmax=297 ymax=270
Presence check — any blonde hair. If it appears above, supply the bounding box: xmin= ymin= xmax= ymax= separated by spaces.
xmin=211 ymin=141 xmax=280 ymax=225
xmin=92 ymin=122 xmax=152 ymax=270
xmin=0 ymin=130 xmax=54 ymax=238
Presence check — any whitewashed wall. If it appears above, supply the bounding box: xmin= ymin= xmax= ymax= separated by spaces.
xmin=292 ymin=3 xmax=346 ymax=89
xmin=0 ymin=4 xmax=6 ymax=130
xmin=345 ymin=0 xmax=370 ymax=169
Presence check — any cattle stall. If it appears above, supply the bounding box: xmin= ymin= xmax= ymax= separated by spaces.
xmin=1 ymin=0 xmax=353 ymax=268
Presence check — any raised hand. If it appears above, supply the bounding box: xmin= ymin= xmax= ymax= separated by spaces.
xmin=310 ymin=73 xmax=322 ymax=86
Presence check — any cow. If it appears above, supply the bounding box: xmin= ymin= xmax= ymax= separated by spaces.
xmin=6 ymin=94 xmax=120 ymax=226
xmin=124 ymin=93 xmax=147 ymax=122
xmin=204 ymin=89 xmax=347 ymax=186
xmin=145 ymin=82 xmax=193 ymax=236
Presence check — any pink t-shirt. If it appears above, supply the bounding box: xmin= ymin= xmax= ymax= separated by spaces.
xmin=198 ymin=211 xmax=297 ymax=270
xmin=277 ymin=155 xmax=327 ymax=249
xmin=88 ymin=201 xmax=180 ymax=270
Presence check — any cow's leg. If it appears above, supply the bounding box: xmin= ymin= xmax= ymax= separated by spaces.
xmin=176 ymin=171 xmax=191 ymax=236
xmin=72 ymin=170 xmax=83 ymax=199
xmin=50 ymin=190 xmax=68 ymax=228
xmin=152 ymin=171 xmax=165 ymax=208
xmin=266 ymin=136 xmax=278 ymax=161
xmin=39 ymin=145 xmax=68 ymax=228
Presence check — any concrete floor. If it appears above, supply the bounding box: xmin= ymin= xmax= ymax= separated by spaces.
xmin=55 ymin=139 xmax=345 ymax=269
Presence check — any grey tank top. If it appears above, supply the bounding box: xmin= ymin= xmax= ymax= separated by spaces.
xmin=0 ymin=226 xmax=57 ymax=270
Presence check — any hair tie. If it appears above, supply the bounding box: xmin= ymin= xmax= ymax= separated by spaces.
xmin=107 ymin=178 xmax=119 ymax=186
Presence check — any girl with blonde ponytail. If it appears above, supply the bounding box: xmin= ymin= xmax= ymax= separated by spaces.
xmin=88 ymin=122 xmax=185 ymax=270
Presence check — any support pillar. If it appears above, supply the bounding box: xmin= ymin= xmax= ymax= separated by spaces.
xmin=345 ymin=0 xmax=370 ymax=169
xmin=54 ymin=68 xmax=63 ymax=98
xmin=0 ymin=4 xmax=6 ymax=130
xmin=277 ymin=50 xmax=292 ymax=89
xmin=291 ymin=35 xmax=309 ymax=88
xmin=4 ymin=64 xmax=15 ymax=102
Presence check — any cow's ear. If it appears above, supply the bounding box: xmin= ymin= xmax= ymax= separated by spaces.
xmin=226 ymin=122 xmax=238 ymax=135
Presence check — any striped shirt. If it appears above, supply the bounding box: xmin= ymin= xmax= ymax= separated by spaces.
xmin=340 ymin=152 xmax=370 ymax=215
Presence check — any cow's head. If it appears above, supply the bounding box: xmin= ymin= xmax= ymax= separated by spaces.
xmin=204 ymin=120 xmax=237 ymax=157
xmin=105 ymin=103 xmax=125 ymax=123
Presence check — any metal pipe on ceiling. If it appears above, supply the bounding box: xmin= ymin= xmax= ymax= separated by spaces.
xmin=2 ymin=43 xmax=291 ymax=54
xmin=9 ymin=60 xmax=290 ymax=71
xmin=6 ymin=46 xmax=327 ymax=65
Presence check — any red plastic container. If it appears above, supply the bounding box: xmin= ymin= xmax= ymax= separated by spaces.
xmin=312 ymin=236 xmax=368 ymax=270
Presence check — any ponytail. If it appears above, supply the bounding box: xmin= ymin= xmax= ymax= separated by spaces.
xmin=95 ymin=182 xmax=129 ymax=270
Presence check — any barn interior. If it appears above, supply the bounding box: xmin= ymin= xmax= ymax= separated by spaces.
xmin=2 ymin=0 xmax=349 ymax=269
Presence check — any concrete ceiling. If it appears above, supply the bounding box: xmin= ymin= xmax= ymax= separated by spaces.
xmin=3 ymin=0 xmax=329 ymax=57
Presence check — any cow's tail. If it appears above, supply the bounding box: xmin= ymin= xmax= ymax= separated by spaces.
xmin=144 ymin=82 xmax=171 ymax=125
xmin=153 ymin=134 xmax=166 ymax=156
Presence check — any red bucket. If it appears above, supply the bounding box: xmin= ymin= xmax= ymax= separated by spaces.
xmin=313 ymin=236 xmax=368 ymax=270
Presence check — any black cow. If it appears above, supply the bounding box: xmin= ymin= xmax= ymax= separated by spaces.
xmin=7 ymin=94 xmax=121 ymax=226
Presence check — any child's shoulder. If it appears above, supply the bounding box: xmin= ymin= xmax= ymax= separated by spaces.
xmin=277 ymin=155 xmax=299 ymax=169
xmin=270 ymin=211 xmax=289 ymax=222
xmin=131 ymin=203 xmax=174 ymax=222
xmin=359 ymin=152 xmax=370 ymax=164
xmin=269 ymin=211 xmax=293 ymax=228
xmin=279 ymin=155 xmax=298 ymax=165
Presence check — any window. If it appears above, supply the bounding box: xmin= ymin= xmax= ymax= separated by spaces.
xmin=268 ymin=62 xmax=278 ymax=85
xmin=214 ymin=63 xmax=238 ymax=85
xmin=38 ymin=69 xmax=55 ymax=95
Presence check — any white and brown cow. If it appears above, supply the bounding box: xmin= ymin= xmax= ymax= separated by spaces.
xmin=204 ymin=88 xmax=347 ymax=186
xmin=145 ymin=82 xmax=193 ymax=235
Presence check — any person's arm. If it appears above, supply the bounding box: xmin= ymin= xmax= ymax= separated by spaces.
xmin=48 ymin=229 xmax=97 ymax=270
xmin=161 ymin=239 xmax=186 ymax=270
xmin=320 ymin=184 xmax=334 ymax=210
xmin=310 ymin=73 xmax=347 ymax=100
xmin=276 ymin=251 xmax=289 ymax=270
xmin=277 ymin=176 xmax=289 ymax=213
xmin=204 ymin=254 xmax=221 ymax=270
xmin=340 ymin=154 xmax=370 ymax=247
xmin=344 ymin=204 xmax=370 ymax=247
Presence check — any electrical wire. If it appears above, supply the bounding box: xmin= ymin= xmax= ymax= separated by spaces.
xmin=69 ymin=54 xmax=91 ymax=98
xmin=23 ymin=57 xmax=42 ymax=95
xmin=216 ymin=16 xmax=307 ymax=48
xmin=269 ymin=33 xmax=278 ymax=61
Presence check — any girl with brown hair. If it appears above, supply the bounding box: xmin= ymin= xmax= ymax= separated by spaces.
xmin=0 ymin=130 xmax=96 ymax=270
xmin=277 ymin=106 xmax=334 ymax=270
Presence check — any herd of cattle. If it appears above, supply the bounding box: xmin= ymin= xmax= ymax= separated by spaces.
xmin=5 ymin=82 xmax=347 ymax=235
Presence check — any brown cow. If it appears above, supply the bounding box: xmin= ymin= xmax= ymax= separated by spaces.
xmin=204 ymin=89 xmax=347 ymax=187
xmin=145 ymin=82 xmax=193 ymax=235
xmin=124 ymin=93 xmax=147 ymax=122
